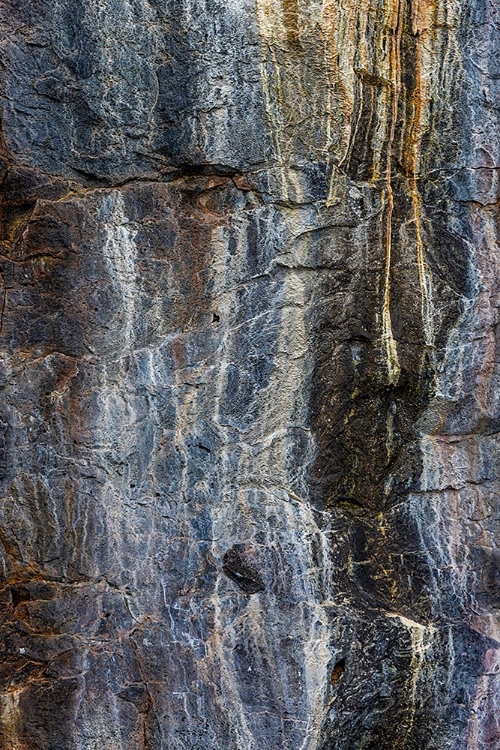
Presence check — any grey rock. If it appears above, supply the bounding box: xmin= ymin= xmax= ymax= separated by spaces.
xmin=0 ymin=1 xmax=499 ymax=748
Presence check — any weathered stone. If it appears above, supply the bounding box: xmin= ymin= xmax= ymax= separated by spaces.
xmin=0 ymin=0 xmax=499 ymax=748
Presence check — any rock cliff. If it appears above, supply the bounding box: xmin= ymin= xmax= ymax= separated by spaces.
xmin=0 ymin=1 xmax=499 ymax=748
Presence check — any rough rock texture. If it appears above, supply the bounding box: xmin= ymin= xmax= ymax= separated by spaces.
xmin=0 ymin=1 xmax=499 ymax=748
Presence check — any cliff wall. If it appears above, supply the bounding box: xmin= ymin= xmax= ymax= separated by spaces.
xmin=0 ymin=1 xmax=499 ymax=748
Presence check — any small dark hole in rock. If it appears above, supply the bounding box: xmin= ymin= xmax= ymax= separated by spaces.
xmin=212 ymin=312 xmax=220 ymax=323
xmin=11 ymin=586 xmax=30 ymax=607
xmin=331 ymin=658 xmax=345 ymax=685
xmin=222 ymin=546 xmax=265 ymax=594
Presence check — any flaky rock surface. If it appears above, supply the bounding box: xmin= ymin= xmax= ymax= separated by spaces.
xmin=0 ymin=1 xmax=499 ymax=748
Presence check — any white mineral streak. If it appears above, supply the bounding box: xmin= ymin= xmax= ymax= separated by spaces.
xmin=410 ymin=81 xmax=500 ymax=748
xmin=78 ymin=0 xmax=160 ymax=135
xmin=102 ymin=192 xmax=137 ymax=350
xmin=76 ymin=669 xmax=124 ymax=750
xmin=208 ymin=210 xmax=333 ymax=749
xmin=415 ymin=206 xmax=500 ymax=641
xmin=467 ymin=649 xmax=500 ymax=750
xmin=256 ymin=0 xmax=344 ymax=203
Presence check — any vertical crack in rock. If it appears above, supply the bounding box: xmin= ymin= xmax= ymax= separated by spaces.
xmin=0 ymin=0 xmax=499 ymax=748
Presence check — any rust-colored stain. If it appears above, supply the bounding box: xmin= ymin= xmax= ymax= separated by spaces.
xmin=280 ymin=0 xmax=301 ymax=46
xmin=412 ymin=0 xmax=436 ymax=35
xmin=354 ymin=67 xmax=391 ymax=87
xmin=403 ymin=0 xmax=436 ymax=347
xmin=255 ymin=0 xmax=443 ymax=368
xmin=331 ymin=658 xmax=345 ymax=685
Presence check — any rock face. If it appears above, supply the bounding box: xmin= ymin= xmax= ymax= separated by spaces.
xmin=0 ymin=1 xmax=499 ymax=748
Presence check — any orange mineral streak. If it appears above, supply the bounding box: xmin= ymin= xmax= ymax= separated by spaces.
xmin=404 ymin=0 xmax=435 ymax=347
xmin=322 ymin=0 xmax=356 ymax=203
xmin=256 ymin=0 xmax=437 ymax=363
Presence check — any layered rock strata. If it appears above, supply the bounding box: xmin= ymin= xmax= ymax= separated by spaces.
xmin=0 ymin=1 xmax=499 ymax=748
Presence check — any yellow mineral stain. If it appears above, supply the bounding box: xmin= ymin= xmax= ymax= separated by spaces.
xmin=325 ymin=165 xmax=339 ymax=207
xmin=256 ymin=0 xmax=295 ymax=44
xmin=330 ymin=658 xmax=345 ymax=685
xmin=1 ymin=689 xmax=22 ymax=749
xmin=411 ymin=0 xmax=435 ymax=35
xmin=388 ymin=614 xmax=436 ymax=736
xmin=412 ymin=190 xmax=434 ymax=348
xmin=343 ymin=405 xmax=356 ymax=427
xmin=376 ymin=512 xmax=387 ymax=538
xmin=382 ymin=194 xmax=401 ymax=385
xmin=259 ymin=45 xmax=284 ymax=159
xmin=386 ymin=403 xmax=394 ymax=462
xmin=322 ymin=0 xmax=336 ymax=172
xmin=381 ymin=0 xmax=403 ymax=385
xmin=280 ymin=0 xmax=300 ymax=47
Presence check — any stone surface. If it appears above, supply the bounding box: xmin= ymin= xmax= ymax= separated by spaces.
xmin=0 ymin=0 xmax=499 ymax=748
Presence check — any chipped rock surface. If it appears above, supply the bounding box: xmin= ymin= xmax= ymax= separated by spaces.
xmin=0 ymin=1 xmax=499 ymax=748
